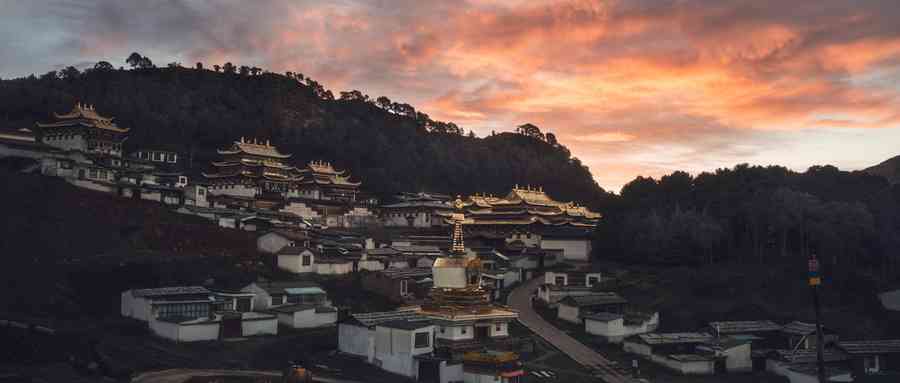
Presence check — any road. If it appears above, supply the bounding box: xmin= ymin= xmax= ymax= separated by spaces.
xmin=130 ymin=368 xmax=363 ymax=383
xmin=508 ymin=276 xmax=634 ymax=383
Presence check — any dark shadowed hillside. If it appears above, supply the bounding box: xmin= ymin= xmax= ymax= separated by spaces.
xmin=0 ymin=63 xmax=609 ymax=206
xmin=865 ymin=155 xmax=900 ymax=184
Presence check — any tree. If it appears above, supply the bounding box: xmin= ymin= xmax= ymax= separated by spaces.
xmin=39 ymin=71 xmax=58 ymax=82
xmin=167 ymin=62 xmax=182 ymax=68
xmin=196 ymin=62 xmax=203 ymax=70
xmin=238 ymin=65 xmax=250 ymax=76
xmin=93 ymin=61 xmax=114 ymax=71
xmin=285 ymin=71 xmax=293 ymax=79
xmin=126 ymin=52 xmax=143 ymax=68
xmin=516 ymin=123 xmax=545 ymax=141
xmin=376 ymin=96 xmax=392 ymax=110
xmin=250 ymin=67 xmax=261 ymax=76
xmin=545 ymin=132 xmax=558 ymax=146
xmin=339 ymin=90 xmax=367 ymax=102
xmin=223 ymin=62 xmax=235 ymax=74
xmin=213 ymin=64 xmax=221 ymax=72
xmin=138 ymin=56 xmax=154 ymax=69
xmin=59 ymin=66 xmax=80 ymax=81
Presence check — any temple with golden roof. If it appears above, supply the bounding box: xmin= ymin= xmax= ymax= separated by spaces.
xmin=35 ymin=103 xmax=129 ymax=159
xmin=437 ymin=186 xmax=602 ymax=262
xmin=203 ymin=137 xmax=361 ymax=201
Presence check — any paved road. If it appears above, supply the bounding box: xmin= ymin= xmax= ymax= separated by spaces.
xmin=131 ymin=368 xmax=362 ymax=383
xmin=508 ymin=276 xmax=634 ymax=383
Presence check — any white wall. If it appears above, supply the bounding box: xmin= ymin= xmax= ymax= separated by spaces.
xmin=208 ymin=184 xmax=257 ymax=198
xmin=316 ymin=262 xmax=353 ymax=275
xmin=149 ymin=319 xmax=220 ymax=342
xmin=280 ymin=201 xmax=321 ymax=220
xmin=723 ymin=343 xmax=752 ymax=372
xmin=541 ymin=239 xmax=592 ymax=261
xmin=277 ymin=251 xmax=316 ymax=274
xmin=120 ymin=291 xmax=152 ymax=322
xmin=358 ymin=260 xmax=385 ymax=272
xmin=436 ymin=324 xmax=474 ymax=341
xmin=242 ymin=317 xmax=278 ymax=336
xmin=374 ymin=325 xmax=435 ymax=378
xmin=279 ymin=309 xmax=337 ymax=329
xmin=434 ymin=267 xmax=468 ymax=289
xmin=585 ymin=313 xmax=659 ymax=343
xmin=339 ymin=324 xmax=373 ymax=358
xmin=558 ymin=303 xmax=581 ymax=323
xmin=440 ymin=362 xmax=464 ymax=383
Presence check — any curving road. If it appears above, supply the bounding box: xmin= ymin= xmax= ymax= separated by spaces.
xmin=131 ymin=368 xmax=363 ymax=383
xmin=508 ymin=276 xmax=634 ymax=383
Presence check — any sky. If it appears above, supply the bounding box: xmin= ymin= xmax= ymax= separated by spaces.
xmin=3 ymin=0 xmax=900 ymax=192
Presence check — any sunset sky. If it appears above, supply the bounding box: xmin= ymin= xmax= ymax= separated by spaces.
xmin=3 ymin=0 xmax=900 ymax=192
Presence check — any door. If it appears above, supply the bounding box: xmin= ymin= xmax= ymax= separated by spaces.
xmin=236 ymin=298 xmax=252 ymax=312
xmin=475 ymin=326 xmax=489 ymax=340
xmin=221 ymin=315 xmax=242 ymax=338
xmin=417 ymin=359 xmax=440 ymax=383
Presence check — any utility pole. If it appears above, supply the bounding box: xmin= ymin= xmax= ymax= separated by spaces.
xmin=809 ymin=253 xmax=826 ymax=382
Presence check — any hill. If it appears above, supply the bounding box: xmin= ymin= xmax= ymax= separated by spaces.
xmin=0 ymin=62 xmax=609 ymax=206
xmin=865 ymin=154 xmax=900 ymax=184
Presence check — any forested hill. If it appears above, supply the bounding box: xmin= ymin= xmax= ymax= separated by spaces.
xmin=0 ymin=61 xmax=608 ymax=205
xmin=865 ymin=155 xmax=900 ymax=184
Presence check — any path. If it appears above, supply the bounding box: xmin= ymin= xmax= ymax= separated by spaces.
xmin=131 ymin=368 xmax=362 ymax=383
xmin=508 ymin=276 xmax=634 ymax=383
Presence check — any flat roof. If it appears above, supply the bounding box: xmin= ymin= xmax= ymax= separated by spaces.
xmin=131 ymin=286 xmax=209 ymax=298
xmin=837 ymin=340 xmax=900 ymax=355
xmin=709 ymin=320 xmax=782 ymax=334
xmin=636 ymin=333 xmax=714 ymax=345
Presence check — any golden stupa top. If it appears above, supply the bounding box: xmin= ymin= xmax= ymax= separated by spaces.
xmin=36 ymin=103 xmax=129 ymax=133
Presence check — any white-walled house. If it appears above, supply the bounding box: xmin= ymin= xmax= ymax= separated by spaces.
xmin=338 ymin=309 xmax=441 ymax=380
xmin=557 ymin=293 xmax=628 ymax=324
xmin=241 ymin=281 xmax=331 ymax=311
xmin=544 ymin=271 xmax=602 ymax=287
xmin=277 ymin=247 xmax=317 ymax=274
xmin=271 ymin=304 xmax=338 ymax=329
xmin=121 ymin=286 xmax=278 ymax=342
xmin=584 ymin=312 xmax=660 ymax=343
xmin=121 ymin=286 xmax=213 ymax=322
xmin=536 ymin=284 xmax=597 ymax=307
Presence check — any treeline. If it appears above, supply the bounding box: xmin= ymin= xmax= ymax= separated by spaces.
xmin=595 ymin=164 xmax=900 ymax=282
xmin=0 ymin=55 xmax=608 ymax=205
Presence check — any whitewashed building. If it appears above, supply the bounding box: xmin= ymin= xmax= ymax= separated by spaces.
xmin=584 ymin=312 xmax=660 ymax=343
xmin=277 ymin=247 xmax=317 ymax=274
xmin=271 ymin=304 xmax=338 ymax=329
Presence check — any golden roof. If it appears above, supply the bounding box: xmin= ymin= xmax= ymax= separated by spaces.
xmin=217 ymin=137 xmax=292 ymax=159
xmin=36 ymin=103 xmax=129 ymax=133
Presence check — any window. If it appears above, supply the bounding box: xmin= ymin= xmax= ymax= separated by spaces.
xmin=302 ymin=255 xmax=312 ymax=266
xmin=440 ymin=327 xmax=446 ymax=334
xmin=400 ymin=279 xmax=409 ymax=296
xmin=495 ymin=324 xmax=502 ymax=331
xmin=588 ymin=276 xmax=599 ymax=287
xmin=526 ymin=233 xmax=532 ymax=239
xmin=414 ymin=332 xmax=430 ymax=348
xmin=555 ymin=276 xmax=566 ymax=286
xmin=198 ymin=188 xmax=205 ymax=196
xmin=272 ymin=295 xmax=285 ymax=305
xmin=153 ymin=152 xmax=163 ymax=162
xmin=461 ymin=328 xmax=467 ymax=335
xmin=60 ymin=161 xmax=72 ymax=169
xmin=166 ymin=153 xmax=177 ymax=163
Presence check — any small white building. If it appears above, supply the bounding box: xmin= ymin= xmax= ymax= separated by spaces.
xmin=584 ymin=312 xmax=660 ymax=343
xmin=149 ymin=315 xmax=221 ymax=343
xmin=271 ymin=304 xmax=338 ymax=329
xmin=544 ymin=271 xmax=602 ymax=287
xmin=121 ymin=286 xmax=213 ymax=322
xmin=338 ymin=309 xmax=438 ymax=380
xmin=536 ymin=284 xmax=597 ymax=307
xmin=277 ymin=247 xmax=317 ymax=274
xmin=556 ymin=293 xmax=627 ymax=324
xmin=241 ymin=281 xmax=331 ymax=311
xmin=315 ymin=258 xmax=354 ymax=275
